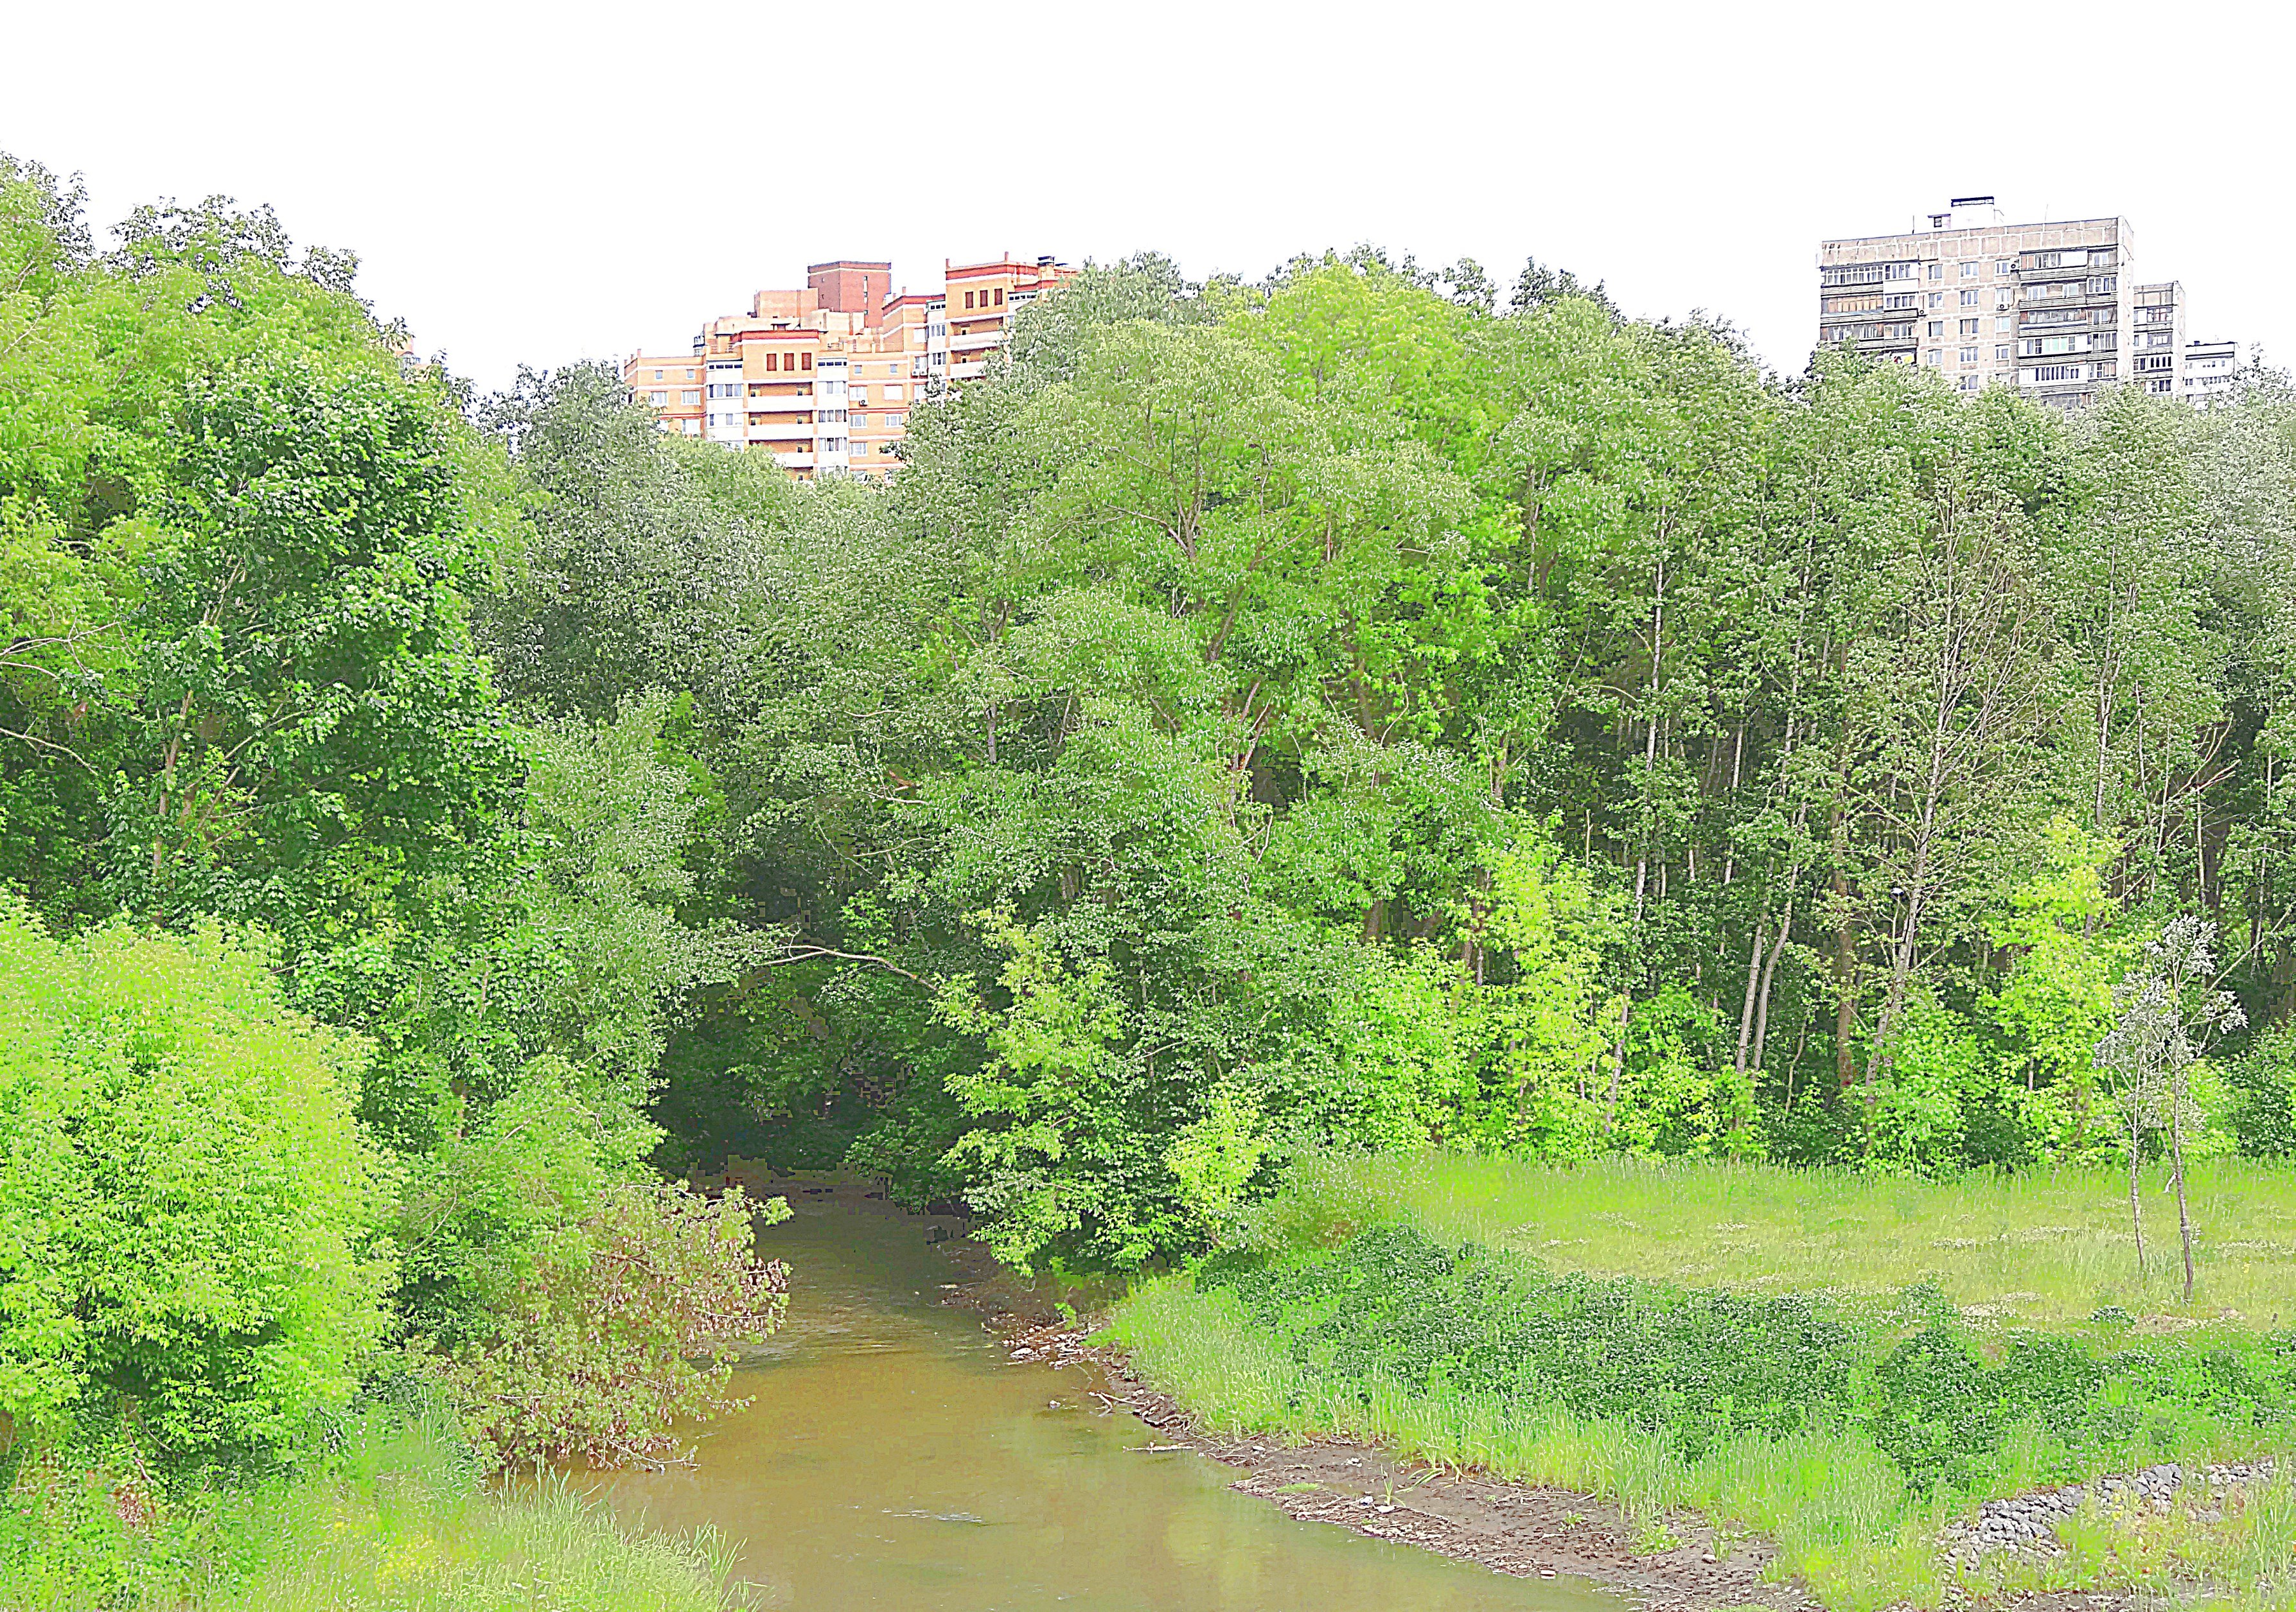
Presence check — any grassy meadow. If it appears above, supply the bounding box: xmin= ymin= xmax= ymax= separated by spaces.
xmin=1104 ymin=1152 xmax=2296 ymax=1611
xmin=1258 ymin=1152 xmax=2296 ymax=1328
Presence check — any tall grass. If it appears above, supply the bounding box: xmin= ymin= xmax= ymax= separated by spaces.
xmin=1251 ymin=1152 xmax=2296 ymax=1327
xmin=1106 ymin=1151 xmax=2296 ymax=1610
xmin=0 ymin=1408 xmax=738 ymax=1612
xmin=1108 ymin=1274 xmax=1945 ymax=1611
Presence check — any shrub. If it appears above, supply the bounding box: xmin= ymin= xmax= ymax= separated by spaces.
xmin=426 ymin=1186 xmax=789 ymax=1470
xmin=0 ymin=900 xmax=389 ymax=1460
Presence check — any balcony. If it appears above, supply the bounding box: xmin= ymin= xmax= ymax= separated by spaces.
xmin=770 ymin=451 xmax=816 ymax=469
xmin=747 ymin=419 xmax=813 ymax=442
xmin=949 ymin=329 xmax=1004 ymax=355
xmin=743 ymin=390 xmax=817 ymax=412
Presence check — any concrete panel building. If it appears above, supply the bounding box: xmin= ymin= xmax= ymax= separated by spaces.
xmin=1819 ymin=198 xmax=2148 ymax=411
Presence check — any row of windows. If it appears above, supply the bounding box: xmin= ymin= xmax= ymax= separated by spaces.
xmin=647 ymin=367 xmax=698 ymax=382
xmin=1829 ymin=250 xmax=2118 ymax=292
xmin=1924 ymin=346 xmax=2016 ymax=366
xmin=961 ymin=286 xmax=1006 ymax=310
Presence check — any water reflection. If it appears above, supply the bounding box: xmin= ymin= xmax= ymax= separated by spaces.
xmin=582 ymin=1190 xmax=1610 ymax=1611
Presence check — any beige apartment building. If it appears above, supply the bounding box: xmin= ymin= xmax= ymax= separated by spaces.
xmin=1819 ymin=198 xmax=2142 ymax=410
xmin=623 ymin=254 xmax=1075 ymax=481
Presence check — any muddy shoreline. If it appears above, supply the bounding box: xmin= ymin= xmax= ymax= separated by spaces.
xmin=921 ymin=1229 xmax=1811 ymax=1612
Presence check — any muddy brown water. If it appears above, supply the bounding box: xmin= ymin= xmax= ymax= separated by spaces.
xmin=582 ymin=1191 xmax=1616 ymax=1611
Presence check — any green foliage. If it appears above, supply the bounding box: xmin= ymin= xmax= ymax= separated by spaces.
xmin=0 ymin=1401 xmax=741 ymax=1611
xmin=425 ymin=1186 xmax=790 ymax=1471
xmin=2225 ymin=1026 xmax=2296 ymax=1159
xmin=1195 ymin=1219 xmax=2296 ymax=1492
xmin=0 ymin=900 xmax=387 ymax=1460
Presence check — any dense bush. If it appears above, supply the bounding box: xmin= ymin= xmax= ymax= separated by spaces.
xmin=426 ymin=1186 xmax=790 ymax=1470
xmin=0 ymin=900 xmax=388 ymax=1460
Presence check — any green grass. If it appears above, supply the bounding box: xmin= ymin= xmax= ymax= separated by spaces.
xmin=1104 ymin=1151 xmax=2296 ymax=1611
xmin=1 ymin=1408 xmax=739 ymax=1612
xmin=1252 ymin=1151 xmax=2296 ymax=1329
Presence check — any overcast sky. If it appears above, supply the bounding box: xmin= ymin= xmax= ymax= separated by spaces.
xmin=9 ymin=1 xmax=2290 ymax=393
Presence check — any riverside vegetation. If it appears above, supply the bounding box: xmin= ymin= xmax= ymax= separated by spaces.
xmin=9 ymin=139 xmax=2296 ymax=1608
xmin=1108 ymin=1153 xmax=2296 ymax=1608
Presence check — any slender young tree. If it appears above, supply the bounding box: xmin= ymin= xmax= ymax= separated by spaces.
xmin=2096 ymin=915 xmax=2247 ymax=1300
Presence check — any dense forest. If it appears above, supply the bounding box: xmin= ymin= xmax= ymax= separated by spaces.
xmin=6 ymin=144 xmax=2296 ymax=1524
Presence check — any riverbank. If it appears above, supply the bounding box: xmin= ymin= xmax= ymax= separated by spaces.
xmin=0 ymin=1406 xmax=739 ymax=1612
xmin=1090 ymin=1155 xmax=2296 ymax=1612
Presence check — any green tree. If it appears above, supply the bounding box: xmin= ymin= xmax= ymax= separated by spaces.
xmin=0 ymin=900 xmax=389 ymax=1460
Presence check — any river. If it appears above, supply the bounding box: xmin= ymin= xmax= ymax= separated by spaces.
xmin=582 ymin=1187 xmax=1615 ymax=1611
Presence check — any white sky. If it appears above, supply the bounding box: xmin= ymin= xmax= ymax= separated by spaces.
xmin=8 ymin=1 xmax=2291 ymax=394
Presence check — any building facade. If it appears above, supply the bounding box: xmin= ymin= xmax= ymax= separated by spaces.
xmin=2130 ymin=281 xmax=2188 ymax=397
xmin=1818 ymin=198 xmax=2169 ymax=411
xmin=624 ymin=254 xmax=1073 ymax=480
xmin=2183 ymin=337 xmax=2241 ymax=407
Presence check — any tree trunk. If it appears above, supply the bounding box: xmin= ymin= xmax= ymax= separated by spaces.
xmin=1753 ymin=896 xmax=1794 ymax=1076
xmin=1605 ymin=995 xmax=1632 ymax=1133
xmin=1735 ymin=916 xmax=1767 ymax=1083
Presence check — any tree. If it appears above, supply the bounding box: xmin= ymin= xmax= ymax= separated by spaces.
xmin=2095 ymin=915 xmax=2245 ymax=1300
xmin=0 ymin=898 xmax=389 ymax=1460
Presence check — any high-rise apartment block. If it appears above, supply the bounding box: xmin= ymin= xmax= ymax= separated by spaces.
xmin=623 ymin=254 xmax=1074 ymax=480
xmin=2183 ymin=337 xmax=2241 ymax=407
xmin=1817 ymin=197 xmax=2234 ymax=412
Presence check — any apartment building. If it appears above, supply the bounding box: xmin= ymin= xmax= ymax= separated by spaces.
xmin=624 ymin=254 xmax=1073 ymax=480
xmin=2184 ymin=337 xmax=2241 ymax=407
xmin=626 ymin=354 xmax=705 ymax=437
xmin=2130 ymin=281 xmax=2188 ymax=397
xmin=1818 ymin=198 xmax=2148 ymax=410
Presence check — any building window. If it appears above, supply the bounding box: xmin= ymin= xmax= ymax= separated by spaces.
xmin=802 ymin=353 xmax=813 ymax=370
xmin=1960 ymin=262 xmax=1978 ymax=278
xmin=994 ymin=288 xmax=1005 ymax=306
xmin=1960 ymin=319 xmax=1980 ymax=336
xmin=1959 ymin=374 xmax=1981 ymax=392
xmin=1959 ymin=347 xmax=1979 ymax=364
xmin=653 ymin=369 xmax=664 ymax=381
xmin=1995 ymin=317 xmax=2012 ymax=333
xmin=1929 ymin=292 xmax=1944 ymax=308
xmin=1995 ymin=345 xmax=2011 ymax=361
xmin=964 ymin=290 xmax=975 ymax=308
xmin=1928 ymin=321 xmax=1944 ymax=338
xmin=682 ymin=390 xmax=700 ymax=405
xmin=1929 ymin=263 xmax=1944 ymax=281
xmin=1926 ymin=349 xmax=1942 ymax=365
xmin=1961 ymin=289 xmax=1979 ymax=307
xmin=649 ymin=390 xmax=667 ymax=405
